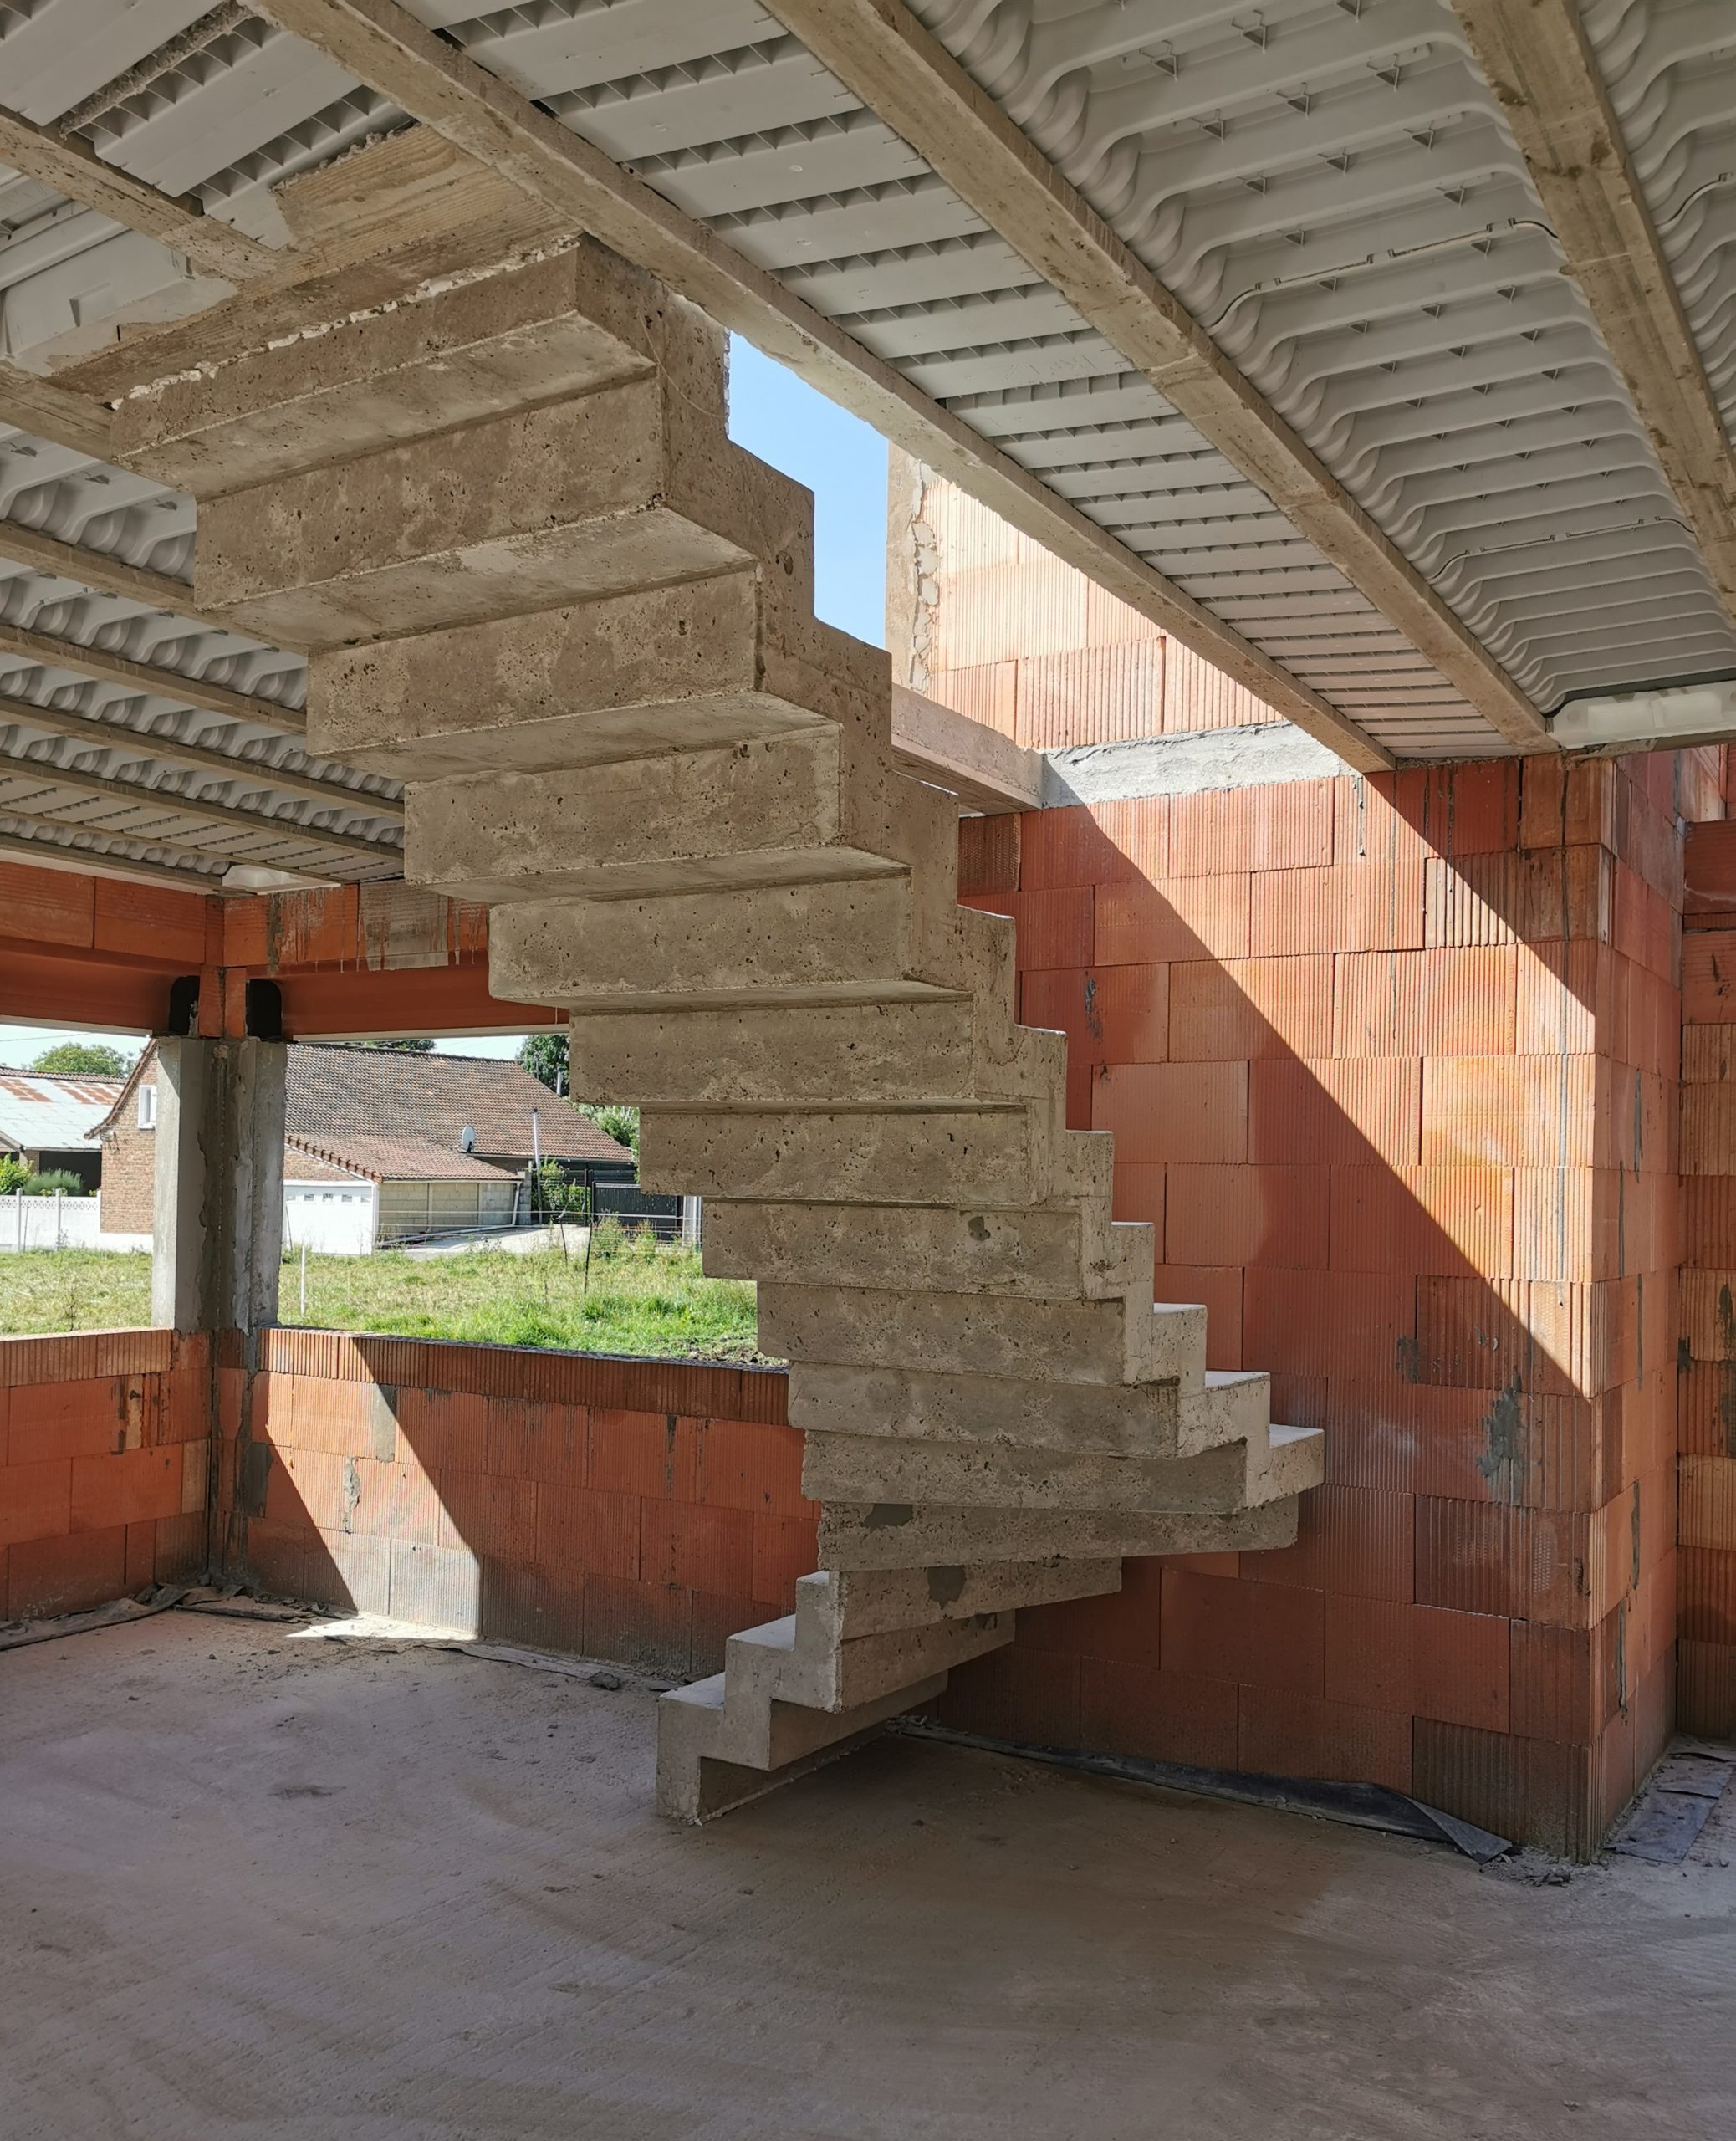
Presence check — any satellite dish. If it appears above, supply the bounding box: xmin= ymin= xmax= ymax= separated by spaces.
xmin=459 ymin=1124 xmax=476 ymax=1152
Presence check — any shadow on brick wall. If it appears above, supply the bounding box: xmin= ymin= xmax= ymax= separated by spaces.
xmin=950 ymin=750 xmax=1693 ymax=1855
xmin=218 ymin=1333 xmax=814 ymax=1684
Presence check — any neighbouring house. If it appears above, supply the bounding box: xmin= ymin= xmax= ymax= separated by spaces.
xmin=0 ymin=1067 xmax=124 ymax=1192
xmin=94 ymin=1044 xmax=639 ymax=1252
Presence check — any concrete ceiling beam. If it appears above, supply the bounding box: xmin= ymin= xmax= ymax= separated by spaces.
xmin=0 ymin=814 xmax=227 ymax=891
xmin=1448 ymin=0 xmax=1736 ymax=621
xmin=0 ymin=360 xmax=114 ymax=462
xmin=0 ymin=747 xmax=400 ymax=862
xmin=891 ymin=687 xmax=1043 ymax=815
xmin=245 ymin=0 xmax=1394 ymax=773
xmin=0 ymin=619 xmax=304 ymax=735
xmin=0 ymin=691 xmax=399 ymax=816
xmin=0 ymin=102 xmax=281 ymax=287
xmin=0 ymin=518 xmax=236 ymax=636
xmin=757 ymin=0 xmax=1550 ymax=759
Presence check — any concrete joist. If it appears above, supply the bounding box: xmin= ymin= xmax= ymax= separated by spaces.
xmin=0 ymin=812 xmax=228 ymax=888
xmin=0 ymin=692 xmax=401 ymax=817
xmin=0 ymin=517 xmax=237 ymax=636
xmin=0 ymin=620 xmax=306 ymax=736
xmin=759 ymin=0 xmax=1552 ymax=757
xmin=0 ymin=746 xmax=401 ymax=864
xmin=0 ymin=105 xmax=282 ymax=289
xmin=1448 ymin=0 xmax=1736 ymax=623
xmin=0 ymin=360 xmax=114 ymax=462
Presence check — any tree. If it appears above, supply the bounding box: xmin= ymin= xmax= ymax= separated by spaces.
xmin=30 ymin=1041 xmax=132 ymax=1077
xmin=518 ymin=1032 xmax=568 ymax=1093
xmin=348 ymin=1038 xmax=436 ymax=1053
xmin=518 ymin=1037 xmax=636 ymax=1152
xmin=579 ymin=1102 xmax=638 ymax=1154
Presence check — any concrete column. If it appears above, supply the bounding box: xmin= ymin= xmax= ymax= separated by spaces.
xmin=151 ymin=1036 xmax=286 ymax=1336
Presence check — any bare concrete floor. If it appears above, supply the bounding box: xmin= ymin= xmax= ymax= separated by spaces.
xmin=3 ymin=1614 xmax=1732 ymax=2141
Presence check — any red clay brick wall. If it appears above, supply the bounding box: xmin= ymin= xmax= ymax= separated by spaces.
xmin=0 ymin=1330 xmax=210 ymax=1617
xmin=894 ymin=454 xmax=1270 ymax=746
xmin=952 ymin=750 xmax=1705 ymax=1854
xmin=238 ymin=1331 xmax=814 ymax=1677
xmin=1678 ymin=812 xmax=1736 ymax=1733
xmin=98 ymin=1066 xmax=156 ymax=1234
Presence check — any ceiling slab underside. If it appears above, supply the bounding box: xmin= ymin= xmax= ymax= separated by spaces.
xmin=0 ymin=0 xmax=1729 ymax=870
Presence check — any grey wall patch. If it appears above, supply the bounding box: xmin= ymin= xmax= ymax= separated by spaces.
xmin=239 ymin=1434 xmax=273 ymax=1520
xmin=1477 ymin=1373 xmax=1527 ymax=1504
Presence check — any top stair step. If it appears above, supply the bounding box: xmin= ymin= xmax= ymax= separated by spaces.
xmin=112 ymin=240 xmax=707 ymax=496
xmin=194 ymin=367 xmax=814 ymax=651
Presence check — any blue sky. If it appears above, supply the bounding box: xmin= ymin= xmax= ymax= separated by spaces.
xmin=0 ymin=342 xmax=887 ymax=1069
xmin=728 ymin=335 xmax=887 ymax=647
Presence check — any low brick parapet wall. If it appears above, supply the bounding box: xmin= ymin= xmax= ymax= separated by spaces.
xmin=0 ymin=1329 xmax=210 ymax=1618
xmin=238 ymin=1328 xmax=813 ymax=1679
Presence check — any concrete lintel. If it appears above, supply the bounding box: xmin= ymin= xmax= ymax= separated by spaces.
xmin=1041 ymin=723 xmax=1352 ymax=807
xmin=891 ymin=686 xmax=1043 ymax=815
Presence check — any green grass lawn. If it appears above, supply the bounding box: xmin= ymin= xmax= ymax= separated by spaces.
xmin=0 ymin=1230 xmax=765 ymax=1362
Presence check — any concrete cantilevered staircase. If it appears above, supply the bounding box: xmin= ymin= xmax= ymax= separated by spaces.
xmin=120 ymin=237 xmax=1325 ymax=1821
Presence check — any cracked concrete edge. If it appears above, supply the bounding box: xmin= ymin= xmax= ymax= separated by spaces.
xmin=1040 ymin=723 xmax=1351 ymax=805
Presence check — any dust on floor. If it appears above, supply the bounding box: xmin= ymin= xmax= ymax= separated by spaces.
xmin=2 ymin=1613 xmax=1731 ymax=2141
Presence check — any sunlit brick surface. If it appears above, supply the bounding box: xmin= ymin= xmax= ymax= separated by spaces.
xmin=957 ymin=750 xmax=1713 ymax=1854
xmin=902 ymin=466 xmax=1273 ymax=746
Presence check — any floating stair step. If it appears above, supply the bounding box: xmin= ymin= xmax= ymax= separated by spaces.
xmin=1179 ymin=1372 xmax=1274 ymax=1458
xmin=759 ymin=1281 xmax=1202 ymax=1387
xmin=639 ymin=1103 xmax=1041 ymax=1208
xmin=197 ymin=370 xmax=809 ymax=648
xmin=788 ymin=1354 xmax=1207 ymax=1459
xmin=801 ymin=1421 xmax=1323 ymax=1515
xmin=314 ymin=566 xmax=882 ymax=777
xmin=488 ymin=871 xmax=978 ymax=1014
xmin=817 ymin=1495 xmax=1304 ymax=1570
xmin=564 ymin=999 xmax=1047 ymax=1111
xmin=656 ymin=1668 xmax=947 ymax=1822
xmin=407 ymin=727 xmax=957 ymax=903
xmin=814 ymin=1559 xmax=1122 ymax=1640
xmin=113 ymin=240 xmax=691 ymax=496
xmin=727 ymin=1599 xmax=1011 ymax=1712
xmin=703 ymin=1200 xmax=1150 ymax=1302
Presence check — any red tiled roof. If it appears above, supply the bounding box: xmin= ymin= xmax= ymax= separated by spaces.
xmin=0 ymin=1070 xmax=125 ymax=1151
xmin=284 ymin=1045 xmax=632 ymax=1164
xmin=94 ymin=1042 xmax=633 ymax=1170
xmin=286 ymin=1132 xmax=521 ymax=1184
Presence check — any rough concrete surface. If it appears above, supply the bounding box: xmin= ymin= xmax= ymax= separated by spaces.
xmin=1041 ymin=722 xmax=1350 ymax=804
xmin=3 ymin=1614 xmax=1730 ymax=2141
